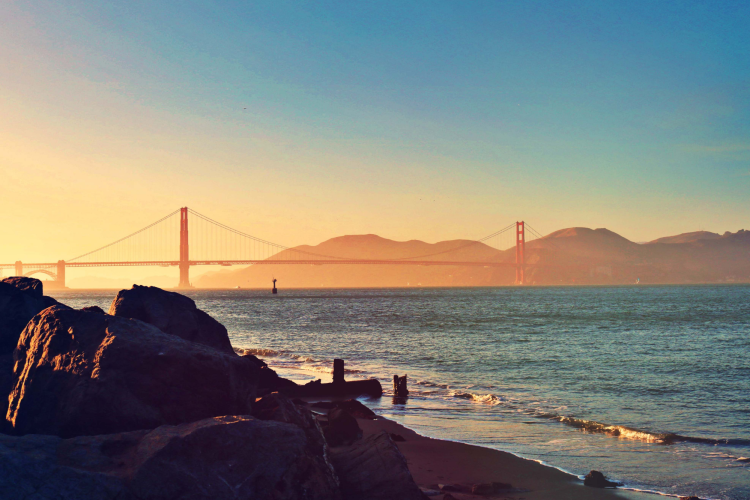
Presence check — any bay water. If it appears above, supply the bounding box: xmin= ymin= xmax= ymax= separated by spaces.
xmin=50 ymin=285 xmax=750 ymax=500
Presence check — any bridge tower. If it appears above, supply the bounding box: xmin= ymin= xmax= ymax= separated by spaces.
xmin=178 ymin=207 xmax=191 ymax=288
xmin=515 ymin=221 xmax=525 ymax=285
xmin=56 ymin=260 xmax=66 ymax=288
xmin=14 ymin=261 xmax=22 ymax=277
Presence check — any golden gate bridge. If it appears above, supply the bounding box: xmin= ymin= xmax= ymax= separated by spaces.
xmin=0 ymin=208 xmax=545 ymax=288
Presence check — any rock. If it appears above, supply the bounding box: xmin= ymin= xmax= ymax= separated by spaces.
xmin=0 ymin=277 xmax=46 ymax=355
xmin=471 ymin=482 xmax=513 ymax=495
xmin=42 ymin=295 xmax=64 ymax=309
xmin=583 ymin=470 xmax=621 ymax=488
xmin=679 ymin=497 xmax=701 ymax=500
xmin=0 ymin=415 xmax=342 ymax=500
xmin=253 ymin=393 xmax=329 ymax=457
xmin=240 ymin=352 xmax=300 ymax=396
xmin=443 ymin=495 xmax=458 ymax=500
xmin=330 ymin=430 xmax=426 ymax=500
xmin=1 ymin=277 xmax=43 ymax=298
xmin=323 ymin=407 xmax=363 ymax=447
xmin=421 ymin=488 xmax=441 ymax=496
xmin=335 ymin=399 xmax=378 ymax=419
xmin=81 ymin=305 xmax=105 ymax=313
xmin=109 ymin=285 xmax=234 ymax=354
xmin=0 ymin=353 xmax=14 ymax=432
xmin=253 ymin=392 xmax=341 ymax=497
xmin=390 ymin=433 xmax=406 ymax=442
xmin=7 ymin=306 xmax=258 ymax=437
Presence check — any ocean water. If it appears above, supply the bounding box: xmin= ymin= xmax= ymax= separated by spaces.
xmin=50 ymin=286 xmax=750 ymax=500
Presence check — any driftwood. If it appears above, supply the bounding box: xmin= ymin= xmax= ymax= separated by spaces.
xmin=393 ymin=375 xmax=408 ymax=397
xmin=288 ymin=379 xmax=383 ymax=398
xmin=280 ymin=359 xmax=383 ymax=398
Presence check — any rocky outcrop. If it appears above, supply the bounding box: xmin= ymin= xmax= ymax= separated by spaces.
xmin=7 ymin=306 xmax=258 ymax=437
xmin=109 ymin=285 xmax=234 ymax=354
xmin=324 ymin=407 xmax=363 ymax=447
xmin=0 ymin=415 xmax=342 ymax=500
xmin=583 ymin=470 xmax=621 ymax=488
xmin=0 ymin=277 xmax=46 ymax=355
xmin=253 ymin=392 xmax=341 ymax=498
xmin=330 ymin=430 xmax=426 ymax=500
xmin=242 ymin=353 xmax=300 ymax=396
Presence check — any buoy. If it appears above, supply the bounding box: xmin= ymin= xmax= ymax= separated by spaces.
xmin=272 ymin=278 xmax=278 ymax=294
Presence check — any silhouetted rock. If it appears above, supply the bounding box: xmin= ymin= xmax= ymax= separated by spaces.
xmin=335 ymin=399 xmax=377 ymax=419
xmin=330 ymin=430 xmax=425 ymax=500
xmin=42 ymin=295 xmax=68 ymax=309
xmin=323 ymin=407 xmax=362 ymax=447
xmin=7 ymin=306 xmax=257 ymax=437
xmin=109 ymin=285 xmax=234 ymax=354
xmin=0 ymin=415 xmax=342 ymax=500
xmin=678 ymin=496 xmax=702 ymax=500
xmin=0 ymin=277 xmax=46 ymax=355
xmin=583 ymin=470 xmax=621 ymax=488
xmin=81 ymin=305 xmax=105 ymax=313
xmin=242 ymin=352 xmax=301 ymax=396
xmin=253 ymin=392 xmax=341 ymax=497
xmin=0 ymin=353 xmax=13 ymax=432
xmin=390 ymin=433 xmax=406 ymax=442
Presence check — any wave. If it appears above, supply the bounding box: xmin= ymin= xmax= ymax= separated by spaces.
xmin=238 ymin=346 xmax=749 ymax=450
xmin=546 ymin=415 xmax=750 ymax=447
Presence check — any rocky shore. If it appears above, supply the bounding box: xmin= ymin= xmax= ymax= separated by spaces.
xmin=0 ymin=279 xmax=674 ymax=499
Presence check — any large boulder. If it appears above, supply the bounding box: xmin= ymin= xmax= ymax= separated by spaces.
xmin=109 ymin=285 xmax=234 ymax=354
xmin=0 ymin=277 xmax=46 ymax=355
xmin=6 ymin=306 xmax=258 ymax=437
xmin=330 ymin=430 xmax=426 ymax=500
xmin=324 ymin=407 xmax=363 ymax=447
xmin=242 ymin=353 xmax=300 ymax=396
xmin=0 ymin=415 xmax=342 ymax=500
xmin=253 ymin=392 xmax=341 ymax=498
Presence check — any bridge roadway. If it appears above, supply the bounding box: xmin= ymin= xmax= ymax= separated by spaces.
xmin=1 ymin=259 xmax=517 ymax=269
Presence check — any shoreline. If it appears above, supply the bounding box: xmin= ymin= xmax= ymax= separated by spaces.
xmin=349 ymin=411 xmax=665 ymax=500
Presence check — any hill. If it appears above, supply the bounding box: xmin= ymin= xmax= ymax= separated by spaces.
xmin=194 ymin=229 xmax=750 ymax=288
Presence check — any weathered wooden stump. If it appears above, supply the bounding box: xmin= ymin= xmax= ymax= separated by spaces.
xmin=393 ymin=375 xmax=408 ymax=397
xmin=333 ymin=359 xmax=345 ymax=385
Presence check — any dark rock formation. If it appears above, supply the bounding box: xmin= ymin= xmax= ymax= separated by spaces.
xmin=330 ymin=430 xmax=426 ymax=500
xmin=109 ymin=285 xmax=234 ymax=354
xmin=81 ymin=305 xmax=105 ymax=313
xmin=335 ymin=399 xmax=378 ymax=419
xmin=253 ymin=392 xmax=341 ymax=498
xmin=0 ymin=277 xmax=46 ymax=355
xmin=324 ymin=407 xmax=363 ymax=447
xmin=0 ymin=353 xmax=13 ymax=431
xmin=242 ymin=352 xmax=300 ymax=396
xmin=583 ymin=470 xmax=621 ymax=488
xmin=7 ymin=306 xmax=257 ymax=437
xmin=0 ymin=415 xmax=342 ymax=500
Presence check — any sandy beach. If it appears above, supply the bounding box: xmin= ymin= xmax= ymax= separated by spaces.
xmin=354 ymin=414 xmax=656 ymax=500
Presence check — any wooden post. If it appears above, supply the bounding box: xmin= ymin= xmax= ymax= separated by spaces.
xmin=393 ymin=374 xmax=408 ymax=397
xmin=333 ymin=359 xmax=345 ymax=385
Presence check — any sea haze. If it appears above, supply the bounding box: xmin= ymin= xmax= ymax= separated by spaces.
xmin=51 ymin=285 xmax=750 ymax=500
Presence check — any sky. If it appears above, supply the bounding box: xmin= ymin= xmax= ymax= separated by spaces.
xmin=1 ymin=1 xmax=749 ymax=281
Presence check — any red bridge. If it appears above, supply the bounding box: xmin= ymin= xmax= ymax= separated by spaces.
xmin=1 ymin=208 xmax=542 ymax=288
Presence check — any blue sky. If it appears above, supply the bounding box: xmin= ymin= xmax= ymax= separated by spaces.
xmin=1 ymin=1 xmax=749 ymax=265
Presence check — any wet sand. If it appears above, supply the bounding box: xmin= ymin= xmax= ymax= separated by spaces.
xmin=356 ymin=415 xmax=656 ymax=500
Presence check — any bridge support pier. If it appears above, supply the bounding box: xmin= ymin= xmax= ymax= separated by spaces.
xmin=515 ymin=221 xmax=525 ymax=285
xmin=178 ymin=207 xmax=191 ymax=288
xmin=56 ymin=260 xmax=66 ymax=288
xmin=14 ymin=261 xmax=22 ymax=277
